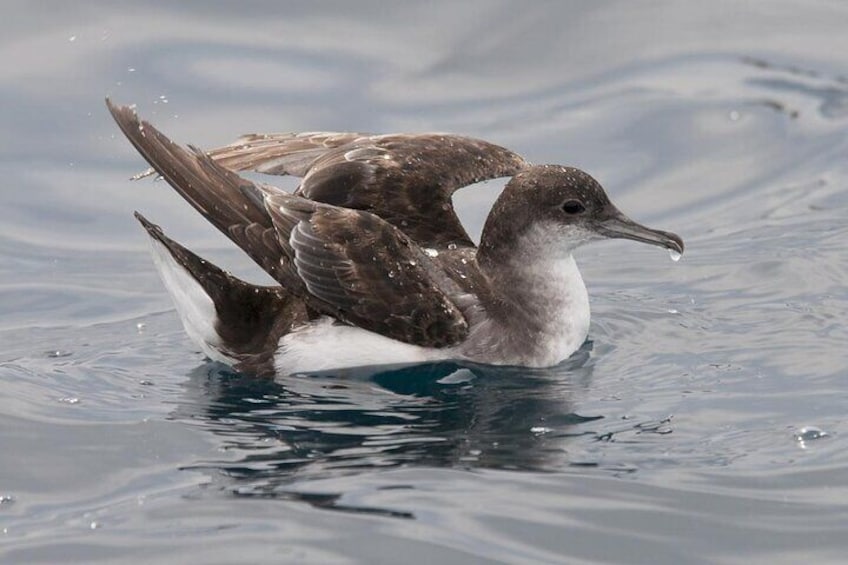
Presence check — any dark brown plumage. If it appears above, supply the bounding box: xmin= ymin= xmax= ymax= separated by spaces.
xmin=135 ymin=128 xmax=528 ymax=248
xmin=109 ymin=99 xmax=683 ymax=374
xmin=133 ymin=212 xmax=308 ymax=375
xmin=108 ymin=100 xmax=496 ymax=363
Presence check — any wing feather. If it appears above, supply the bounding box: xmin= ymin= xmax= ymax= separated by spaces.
xmin=265 ymin=193 xmax=470 ymax=347
xmin=188 ymin=130 xmax=529 ymax=247
xmin=107 ymin=99 xmax=299 ymax=289
xmin=109 ymin=100 xmax=481 ymax=348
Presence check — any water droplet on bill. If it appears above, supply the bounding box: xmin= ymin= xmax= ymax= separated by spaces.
xmin=669 ymin=249 xmax=682 ymax=262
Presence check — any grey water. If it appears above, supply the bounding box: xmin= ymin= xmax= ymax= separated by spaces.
xmin=2 ymin=2 xmax=848 ymax=563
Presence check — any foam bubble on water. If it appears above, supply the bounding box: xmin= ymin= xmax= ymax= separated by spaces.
xmin=795 ymin=426 xmax=828 ymax=448
xmin=669 ymin=249 xmax=682 ymax=262
xmin=436 ymin=368 xmax=475 ymax=384
xmin=58 ymin=397 xmax=80 ymax=405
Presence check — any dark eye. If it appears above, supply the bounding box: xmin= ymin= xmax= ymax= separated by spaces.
xmin=562 ymin=199 xmax=585 ymax=215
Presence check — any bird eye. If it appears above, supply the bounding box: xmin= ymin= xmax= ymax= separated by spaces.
xmin=562 ymin=199 xmax=585 ymax=215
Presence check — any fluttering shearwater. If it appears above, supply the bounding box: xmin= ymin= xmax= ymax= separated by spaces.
xmin=107 ymin=99 xmax=683 ymax=376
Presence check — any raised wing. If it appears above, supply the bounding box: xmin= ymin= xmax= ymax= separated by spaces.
xmin=202 ymin=131 xmax=529 ymax=248
xmin=262 ymin=191 xmax=469 ymax=347
xmin=207 ymin=132 xmax=367 ymax=176
xmin=108 ymin=100 xmax=469 ymax=348
xmin=107 ymin=99 xmax=296 ymax=288
xmin=294 ymin=134 xmax=529 ymax=248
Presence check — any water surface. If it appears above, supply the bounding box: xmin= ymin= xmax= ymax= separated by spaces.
xmin=2 ymin=2 xmax=848 ymax=563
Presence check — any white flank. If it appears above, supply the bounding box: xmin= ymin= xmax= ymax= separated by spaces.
xmin=275 ymin=316 xmax=445 ymax=374
xmin=147 ymin=238 xmax=232 ymax=364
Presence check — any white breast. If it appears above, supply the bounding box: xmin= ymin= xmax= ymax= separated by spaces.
xmin=509 ymin=224 xmax=592 ymax=365
xmin=530 ymin=254 xmax=590 ymax=365
xmin=459 ymin=224 xmax=592 ymax=367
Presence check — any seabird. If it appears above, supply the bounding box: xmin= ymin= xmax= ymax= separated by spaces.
xmin=107 ymin=99 xmax=683 ymax=376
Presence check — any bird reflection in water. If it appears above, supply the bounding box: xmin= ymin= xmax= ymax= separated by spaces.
xmin=172 ymin=343 xmax=604 ymax=517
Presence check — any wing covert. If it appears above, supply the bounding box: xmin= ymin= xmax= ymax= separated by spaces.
xmin=203 ymin=131 xmax=529 ymax=248
xmin=264 ymin=193 xmax=470 ymax=348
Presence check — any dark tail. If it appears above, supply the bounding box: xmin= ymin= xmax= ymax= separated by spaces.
xmin=135 ymin=212 xmax=307 ymax=375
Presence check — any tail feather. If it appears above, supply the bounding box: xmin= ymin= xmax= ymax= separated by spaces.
xmin=136 ymin=212 xmax=308 ymax=375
